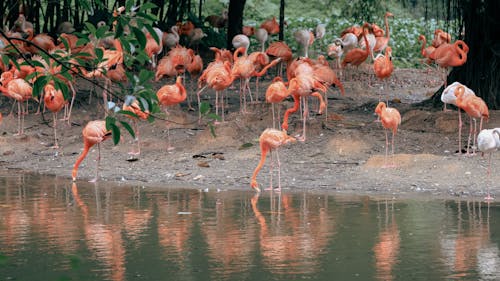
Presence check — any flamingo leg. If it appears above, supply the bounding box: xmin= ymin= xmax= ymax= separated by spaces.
xmin=164 ymin=108 xmax=175 ymax=151
xmin=276 ymin=148 xmax=282 ymax=192
xmin=196 ymin=85 xmax=207 ymax=123
xmin=457 ymin=109 xmax=463 ymax=154
xmin=485 ymin=153 xmax=494 ymax=200
xmin=52 ymin=112 xmax=59 ymax=149
xmin=272 ymin=103 xmax=276 ymax=129
xmin=265 ymin=149 xmax=274 ymax=191
xmin=300 ymin=96 xmax=308 ymax=142
xmin=65 ymin=83 xmax=76 ymax=124
xmin=383 ymin=129 xmax=389 ymax=167
xmin=466 ymin=117 xmax=473 ymax=156
xmin=90 ymin=143 xmax=101 ymax=183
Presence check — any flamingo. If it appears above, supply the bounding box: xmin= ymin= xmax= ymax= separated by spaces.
xmin=374 ymin=102 xmax=401 ymax=168
xmin=282 ymin=59 xmax=328 ymax=142
xmin=232 ymin=34 xmax=250 ymax=54
xmin=72 ymin=120 xmax=112 ymax=182
xmin=429 ymin=40 xmax=469 ymax=87
xmin=373 ymin=46 xmax=394 ymax=96
xmin=197 ymin=59 xmax=234 ymax=122
xmin=122 ymin=96 xmax=150 ymax=157
xmin=441 ymin=82 xmax=476 ymax=153
xmin=373 ymin=12 xmax=394 ymax=54
xmin=205 ymin=10 xmax=228 ymax=29
xmin=168 ymin=45 xmax=193 ymax=76
xmin=265 ymin=77 xmax=289 ymax=128
xmin=432 ymin=29 xmax=451 ymax=48
xmin=187 ymin=28 xmax=207 ymax=51
xmin=418 ymin=35 xmax=435 ymax=65
xmin=255 ymin=28 xmax=269 ymax=52
xmin=156 ymin=76 xmax=187 ymax=150
xmin=327 ymin=40 xmax=343 ymax=69
xmin=358 ymin=23 xmax=376 ymax=61
xmin=162 ymin=26 xmax=180 ymax=50
xmin=155 ymin=55 xmax=177 ymax=81
xmin=43 ymin=83 xmax=66 ymax=148
xmin=454 ymin=85 xmax=489 ymax=155
xmin=250 ymin=128 xmax=296 ymax=192
xmin=266 ymin=41 xmax=292 ymax=77
xmin=294 ymin=29 xmax=314 ymax=58
xmin=85 ymin=39 xmax=124 ymax=114
xmin=477 ymin=128 xmax=500 ymax=200
xmin=145 ymin=29 xmax=163 ymax=68
xmin=260 ymin=17 xmax=280 ymax=35
xmin=243 ymin=26 xmax=255 ymax=37
xmin=312 ymin=61 xmax=345 ymax=120
xmin=342 ymin=27 xmax=371 ymax=79
xmin=0 ymin=72 xmax=33 ymax=135
xmin=22 ymin=28 xmax=57 ymax=54
xmin=186 ymin=53 xmax=204 ymax=110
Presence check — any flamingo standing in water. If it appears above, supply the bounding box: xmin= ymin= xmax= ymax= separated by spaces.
xmin=454 ymin=85 xmax=489 ymax=155
xmin=477 ymin=128 xmax=500 ymax=200
xmin=156 ymin=76 xmax=187 ymax=150
xmin=43 ymin=83 xmax=66 ymax=148
xmin=251 ymin=128 xmax=296 ymax=192
xmin=375 ymin=102 xmax=401 ymax=168
xmin=72 ymin=120 xmax=112 ymax=182
xmin=441 ymin=82 xmax=476 ymax=153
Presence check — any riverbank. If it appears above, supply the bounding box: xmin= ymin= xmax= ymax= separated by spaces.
xmin=1 ymin=67 xmax=498 ymax=201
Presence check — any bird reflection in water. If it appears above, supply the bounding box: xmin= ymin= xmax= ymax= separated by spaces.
xmin=440 ymin=200 xmax=498 ymax=280
xmin=251 ymin=192 xmax=335 ymax=275
xmin=373 ymin=199 xmax=401 ymax=281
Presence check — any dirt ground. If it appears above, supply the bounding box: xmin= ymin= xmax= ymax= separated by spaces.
xmin=1 ymin=66 xmax=499 ymax=201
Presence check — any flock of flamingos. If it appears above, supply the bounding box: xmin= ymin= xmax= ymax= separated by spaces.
xmin=0 ymin=8 xmax=496 ymax=198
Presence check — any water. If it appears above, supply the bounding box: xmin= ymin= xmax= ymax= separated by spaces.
xmin=1 ymin=172 xmax=500 ymax=281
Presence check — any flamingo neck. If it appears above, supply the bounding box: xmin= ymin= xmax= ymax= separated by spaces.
xmin=385 ymin=15 xmax=390 ymax=40
xmin=251 ymin=147 xmax=269 ymax=189
xmin=420 ymin=37 xmax=427 ymax=56
xmin=72 ymin=141 xmax=93 ymax=181
xmin=363 ymin=33 xmax=371 ymax=56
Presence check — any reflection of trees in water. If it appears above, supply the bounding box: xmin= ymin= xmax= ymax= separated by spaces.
xmin=440 ymin=200 xmax=499 ymax=280
xmin=251 ymin=192 xmax=337 ymax=275
xmin=373 ymin=200 xmax=400 ymax=281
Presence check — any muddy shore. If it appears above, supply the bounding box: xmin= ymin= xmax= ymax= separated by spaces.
xmin=1 ymin=67 xmax=499 ymax=201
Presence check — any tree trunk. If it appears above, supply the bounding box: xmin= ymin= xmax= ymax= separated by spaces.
xmin=279 ymin=0 xmax=285 ymax=41
xmin=166 ymin=0 xmax=179 ymax=27
xmin=227 ymin=0 xmax=246 ymax=50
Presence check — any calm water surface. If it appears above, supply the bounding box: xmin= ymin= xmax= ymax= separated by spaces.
xmin=1 ymin=172 xmax=500 ymax=281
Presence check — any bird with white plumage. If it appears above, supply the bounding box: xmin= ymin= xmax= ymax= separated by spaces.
xmin=477 ymin=128 xmax=500 ymax=200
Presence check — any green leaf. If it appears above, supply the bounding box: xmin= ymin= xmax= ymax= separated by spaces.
xmin=207 ymin=113 xmax=222 ymax=121
xmin=132 ymin=26 xmax=147 ymax=49
xmin=96 ymin=25 xmax=109 ymax=39
xmin=138 ymin=69 xmax=154 ymax=84
xmin=200 ymin=102 xmax=210 ymax=115
xmin=117 ymin=109 xmax=139 ymax=119
xmin=28 ymin=60 xmax=46 ymax=68
xmin=139 ymin=2 xmax=157 ymax=11
xmin=144 ymin=24 xmax=160 ymax=45
xmin=1 ymin=55 xmax=11 ymax=69
xmin=32 ymin=76 xmax=51 ymax=99
xmin=105 ymin=116 xmax=121 ymax=145
xmin=83 ymin=22 xmax=97 ymax=34
xmin=239 ymin=143 xmax=254 ymax=150
xmin=119 ymin=120 xmax=135 ymax=138
xmin=95 ymin=48 xmax=104 ymax=62
xmin=76 ymin=37 xmax=89 ymax=46
xmin=208 ymin=123 xmax=217 ymax=138
xmin=115 ymin=22 xmax=124 ymax=38
xmin=54 ymin=78 xmax=70 ymax=100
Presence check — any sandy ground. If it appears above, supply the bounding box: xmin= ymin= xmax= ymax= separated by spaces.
xmin=1 ymin=66 xmax=499 ymax=201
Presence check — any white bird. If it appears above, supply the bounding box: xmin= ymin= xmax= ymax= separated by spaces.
xmin=163 ymin=25 xmax=180 ymax=49
xmin=232 ymin=34 xmax=250 ymax=54
xmin=255 ymin=28 xmax=268 ymax=52
xmin=315 ymin=24 xmax=326 ymax=39
xmin=442 ymin=82 xmax=476 ymax=153
xmin=327 ymin=41 xmax=343 ymax=69
xmin=336 ymin=33 xmax=358 ymax=54
xmin=477 ymin=128 xmax=500 ymax=200
xmin=294 ymin=29 xmax=314 ymax=58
